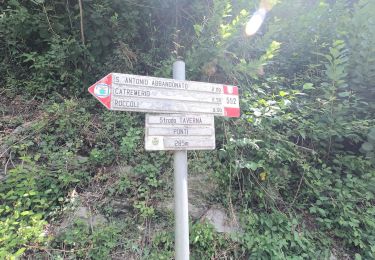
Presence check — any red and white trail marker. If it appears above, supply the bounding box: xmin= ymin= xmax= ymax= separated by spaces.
xmin=88 ymin=73 xmax=240 ymax=117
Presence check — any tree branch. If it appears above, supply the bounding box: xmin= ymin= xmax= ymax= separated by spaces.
xmin=78 ymin=0 xmax=85 ymax=45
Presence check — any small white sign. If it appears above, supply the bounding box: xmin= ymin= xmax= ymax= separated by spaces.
xmin=145 ymin=114 xmax=215 ymax=151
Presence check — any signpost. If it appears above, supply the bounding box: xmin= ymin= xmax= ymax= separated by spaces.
xmin=88 ymin=61 xmax=240 ymax=260
xmin=145 ymin=114 xmax=215 ymax=151
xmin=172 ymin=61 xmax=189 ymax=260
xmin=88 ymin=72 xmax=240 ymax=117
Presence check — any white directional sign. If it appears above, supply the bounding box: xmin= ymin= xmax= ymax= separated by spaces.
xmin=145 ymin=114 xmax=215 ymax=150
xmin=88 ymin=73 xmax=240 ymax=117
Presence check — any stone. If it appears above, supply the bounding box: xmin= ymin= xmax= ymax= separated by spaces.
xmin=0 ymin=168 xmax=5 ymax=182
xmin=189 ymin=202 xmax=206 ymax=219
xmin=110 ymin=199 xmax=133 ymax=216
xmin=0 ymin=143 xmax=9 ymax=158
xmin=92 ymin=213 xmax=107 ymax=226
xmin=329 ymin=248 xmax=350 ymax=260
xmin=156 ymin=198 xmax=206 ymax=219
xmin=74 ymin=206 xmax=107 ymax=226
xmin=56 ymin=205 xmax=107 ymax=236
xmin=75 ymin=206 xmax=89 ymax=219
xmin=329 ymin=252 xmax=337 ymax=260
xmin=12 ymin=121 xmax=34 ymax=135
xmin=188 ymin=174 xmax=215 ymax=219
xmin=202 ymin=207 xmax=241 ymax=233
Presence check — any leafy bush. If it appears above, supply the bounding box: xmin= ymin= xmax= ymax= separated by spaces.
xmin=190 ymin=221 xmax=231 ymax=259
xmin=238 ymin=210 xmax=331 ymax=259
xmin=51 ymin=220 xmax=122 ymax=260
xmin=185 ymin=1 xmax=375 ymax=258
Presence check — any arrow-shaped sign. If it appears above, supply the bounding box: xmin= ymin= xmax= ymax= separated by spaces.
xmin=88 ymin=73 xmax=240 ymax=117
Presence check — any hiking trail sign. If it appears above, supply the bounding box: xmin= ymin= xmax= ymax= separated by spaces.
xmin=88 ymin=73 xmax=240 ymax=117
xmin=88 ymin=65 xmax=240 ymax=260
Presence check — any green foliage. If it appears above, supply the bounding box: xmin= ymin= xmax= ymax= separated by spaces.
xmin=130 ymin=159 xmax=170 ymax=221
xmin=19 ymin=37 xmax=85 ymax=96
xmin=190 ymin=221 xmax=228 ymax=259
xmin=185 ymin=0 xmax=375 ymax=258
xmin=107 ymin=173 xmax=131 ymax=197
xmin=0 ymin=100 xmax=94 ymax=256
xmin=120 ymin=127 xmax=142 ymax=162
xmin=238 ymin=210 xmax=330 ymax=259
xmin=87 ymin=110 xmax=143 ymax=166
xmin=51 ymin=220 xmax=122 ymax=260
xmin=148 ymin=221 xmax=233 ymax=259
xmin=149 ymin=230 xmax=174 ymax=259
xmin=305 ymin=156 xmax=375 ymax=258
xmin=0 ymin=1 xmax=86 ymax=97
xmin=0 ymin=165 xmax=48 ymax=258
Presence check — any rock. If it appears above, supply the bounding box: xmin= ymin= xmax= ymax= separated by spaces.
xmin=0 ymin=143 xmax=9 ymax=158
xmin=188 ymin=174 xmax=216 ymax=219
xmin=0 ymin=121 xmax=36 ymax=158
xmin=159 ymin=199 xmax=174 ymax=212
xmin=75 ymin=206 xmax=89 ymax=219
xmin=329 ymin=248 xmax=350 ymax=260
xmin=329 ymin=252 xmax=337 ymax=260
xmin=202 ymin=207 xmax=241 ymax=233
xmin=76 ymin=155 xmax=89 ymax=164
xmin=156 ymin=198 xmax=206 ymax=219
xmin=155 ymin=172 xmax=242 ymax=234
xmin=189 ymin=202 xmax=206 ymax=219
xmin=74 ymin=206 xmax=107 ymax=226
xmin=0 ymin=168 xmax=6 ymax=181
xmin=92 ymin=213 xmax=107 ymax=226
xmin=56 ymin=205 xmax=107 ymax=236
xmin=112 ymin=165 xmax=134 ymax=177
xmin=12 ymin=121 xmax=34 ymax=135
xmin=109 ymin=199 xmax=133 ymax=216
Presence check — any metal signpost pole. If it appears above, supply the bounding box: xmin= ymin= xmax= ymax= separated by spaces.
xmin=172 ymin=60 xmax=189 ymax=260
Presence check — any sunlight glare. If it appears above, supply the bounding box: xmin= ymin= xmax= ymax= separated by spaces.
xmin=245 ymin=8 xmax=267 ymax=36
